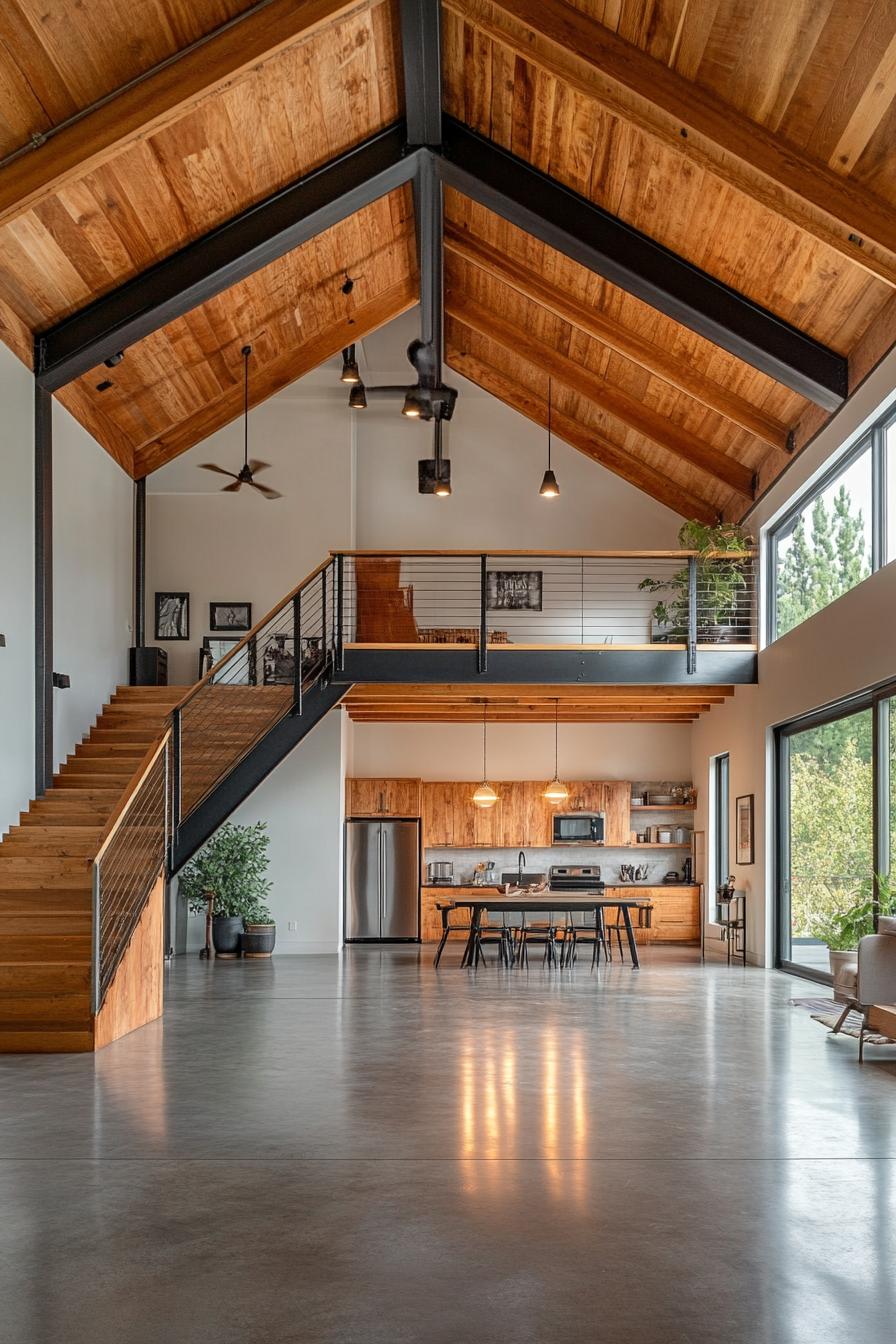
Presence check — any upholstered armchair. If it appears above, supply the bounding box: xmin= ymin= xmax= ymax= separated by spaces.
xmin=831 ymin=916 xmax=896 ymax=1060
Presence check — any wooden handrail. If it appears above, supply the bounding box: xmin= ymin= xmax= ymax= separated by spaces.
xmin=330 ymin=548 xmax=756 ymax=559
xmin=171 ymin=555 xmax=334 ymax=713
xmin=93 ymin=730 xmax=171 ymax=867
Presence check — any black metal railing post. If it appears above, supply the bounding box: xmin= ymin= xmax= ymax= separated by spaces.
xmin=293 ymin=589 xmax=302 ymax=716
xmin=478 ymin=554 xmax=487 ymax=674
xmin=687 ymin=554 xmax=697 ymax=675
xmin=171 ymin=707 xmax=182 ymax=844
xmin=248 ymin=634 xmax=257 ymax=686
xmin=321 ymin=565 xmax=328 ymax=665
xmin=91 ymin=861 xmax=101 ymax=1015
xmin=334 ymin=553 xmax=344 ymax=673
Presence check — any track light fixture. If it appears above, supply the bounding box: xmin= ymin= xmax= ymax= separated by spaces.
xmin=402 ymin=385 xmax=427 ymax=418
xmin=340 ymin=345 xmax=360 ymax=384
xmin=419 ymin=422 xmax=451 ymax=495
xmin=348 ymin=383 xmax=367 ymax=409
xmin=539 ymin=378 xmax=560 ymax=498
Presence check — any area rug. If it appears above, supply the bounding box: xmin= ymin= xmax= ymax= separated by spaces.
xmin=810 ymin=1012 xmax=893 ymax=1044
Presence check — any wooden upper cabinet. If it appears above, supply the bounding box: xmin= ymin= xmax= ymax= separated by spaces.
xmin=422 ymin=782 xmax=455 ymax=846
xmin=602 ymin=782 xmax=632 ymax=847
xmin=565 ymin=781 xmax=603 ymax=812
xmin=346 ymin=778 xmax=421 ymax=817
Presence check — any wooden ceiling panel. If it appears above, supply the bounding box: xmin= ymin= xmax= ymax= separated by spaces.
xmin=442 ymin=1 xmax=896 ymax=349
xmin=344 ymin=682 xmax=735 ymax=722
xmin=445 ymin=317 xmax=732 ymax=522
xmin=0 ymin=1 xmax=253 ymax=158
xmin=55 ymin=185 xmax=416 ymax=473
xmin=0 ymin=0 xmax=401 ymax=339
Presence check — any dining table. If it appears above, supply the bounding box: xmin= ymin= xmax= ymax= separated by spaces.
xmin=447 ymin=893 xmax=648 ymax=969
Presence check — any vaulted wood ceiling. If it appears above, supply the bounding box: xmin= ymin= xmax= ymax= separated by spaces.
xmin=1 ymin=0 xmax=894 ymax=522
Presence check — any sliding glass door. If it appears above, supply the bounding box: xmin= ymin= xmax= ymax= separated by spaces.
xmin=777 ymin=681 xmax=896 ymax=980
xmin=778 ymin=705 xmax=874 ymax=977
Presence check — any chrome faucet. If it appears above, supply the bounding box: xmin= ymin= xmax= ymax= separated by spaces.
xmin=518 ymin=850 xmax=526 ymax=883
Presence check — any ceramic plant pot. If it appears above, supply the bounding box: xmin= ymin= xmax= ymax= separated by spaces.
xmin=241 ymin=922 xmax=276 ymax=958
xmin=212 ymin=915 xmax=244 ymax=958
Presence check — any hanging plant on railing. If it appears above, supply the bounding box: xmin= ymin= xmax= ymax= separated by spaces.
xmin=179 ymin=821 xmax=273 ymax=958
xmin=639 ymin=520 xmax=753 ymax=643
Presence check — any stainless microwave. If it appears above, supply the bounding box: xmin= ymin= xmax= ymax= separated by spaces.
xmin=552 ymin=812 xmax=605 ymax=846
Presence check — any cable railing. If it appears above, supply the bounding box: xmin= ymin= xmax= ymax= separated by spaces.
xmin=91 ymin=734 xmax=169 ymax=1014
xmin=335 ymin=550 xmax=757 ymax=669
xmin=171 ymin=557 xmax=338 ymax=826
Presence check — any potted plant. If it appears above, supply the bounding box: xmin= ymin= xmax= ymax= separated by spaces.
xmin=811 ymin=875 xmax=896 ymax=979
xmin=639 ymin=520 xmax=752 ymax=643
xmin=179 ymin=821 xmax=273 ymax=958
xmin=242 ymin=903 xmax=277 ymax=958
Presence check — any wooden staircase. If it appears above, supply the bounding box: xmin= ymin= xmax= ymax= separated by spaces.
xmin=0 ymin=686 xmax=181 ymax=1052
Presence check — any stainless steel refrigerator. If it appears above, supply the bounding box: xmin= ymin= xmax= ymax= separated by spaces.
xmin=344 ymin=819 xmax=420 ymax=941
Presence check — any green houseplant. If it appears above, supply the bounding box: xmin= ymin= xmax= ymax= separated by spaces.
xmin=179 ymin=822 xmax=273 ymax=958
xmin=810 ymin=874 xmax=895 ymax=978
xmin=639 ymin=520 xmax=752 ymax=643
xmin=242 ymin=902 xmax=277 ymax=958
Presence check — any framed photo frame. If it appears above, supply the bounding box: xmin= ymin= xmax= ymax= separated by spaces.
xmin=155 ymin=591 xmax=189 ymax=640
xmin=486 ymin=569 xmax=543 ymax=611
xmin=735 ymin=794 xmax=754 ymax=865
xmin=199 ymin=635 xmax=245 ymax=683
xmin=209 ymin=601 xmax=252 ymax=633
xmin=262 ymin=633 xmax=295 ymax=685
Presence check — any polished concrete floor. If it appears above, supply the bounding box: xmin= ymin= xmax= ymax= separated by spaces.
xmin=2 ymin=944 xmax=895 ymax=1344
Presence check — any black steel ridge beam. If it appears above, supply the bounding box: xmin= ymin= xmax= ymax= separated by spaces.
xmin=399 ymin=0 xmax=443 ymax=148
xmin=35 ymin=121 xmax=419 ymax=390
xmin=439 ymin=118 xmax=848 ymax=410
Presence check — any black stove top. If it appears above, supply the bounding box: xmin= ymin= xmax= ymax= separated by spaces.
xmin=549 ymin=864 xmax=605 ymax=892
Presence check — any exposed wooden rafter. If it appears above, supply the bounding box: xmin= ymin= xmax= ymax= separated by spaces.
xmin=344 ymin=682 xmax=736 ymax=723
xmin=0 ymin=0 xmax=364 ymax=231
xmin=447 ymin=292 xmax=755 ymax=499
xmin=444 ymin=0 xmax=896 ymax=289
xmin=446 ymin=339 xmax=720 ymax=524
xmin=134 ymin=276 xmax=416 ymax=476
xmin=444 ymin=222 xmax=791 ymax=453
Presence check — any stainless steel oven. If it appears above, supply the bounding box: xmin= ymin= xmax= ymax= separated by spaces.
xmin=552 ymin=812 xmax=606 ymax=846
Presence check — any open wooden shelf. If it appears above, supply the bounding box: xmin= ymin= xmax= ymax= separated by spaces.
xmin=630 ymin=804 xmax=695 ymax=811
xmin=627 ymin=842 xmax=692 ymax=848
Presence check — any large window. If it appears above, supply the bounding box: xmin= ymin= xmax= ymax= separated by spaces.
xmin=768 ymin=405 xmax=895 ymax=642
xmin=777 ymin=682 xmax=896 ymax=981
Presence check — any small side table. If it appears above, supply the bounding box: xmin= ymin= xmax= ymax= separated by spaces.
xmin=718 ymin=892 xmax=747 ymax=966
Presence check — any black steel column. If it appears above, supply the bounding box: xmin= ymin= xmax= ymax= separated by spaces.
xmin=34 ymin=384 xmax=53 ymax=795
xmin=687 ymin=555 xmax=697 ymax=676
xmin=134 ymin=477 xmax=146 ymax=647
xmin=414 ymin=153 xmax=444 ymax=380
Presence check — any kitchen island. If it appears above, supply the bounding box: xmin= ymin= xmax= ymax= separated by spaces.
xmin=421 ymin=884 xmax=700 ymax=944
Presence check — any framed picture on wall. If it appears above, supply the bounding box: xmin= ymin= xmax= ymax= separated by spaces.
xmin=209 ymin=601 xmax=252 ymax=632
xmin=486 ymin=570 xmax=543 ymax=611
xmin=200 ymin=636 xmax=246 ymax=683
xmin=155 ymin=592 xmax=189 ymax=640
xmin=735 ymin=794 xmax=754 ymax=865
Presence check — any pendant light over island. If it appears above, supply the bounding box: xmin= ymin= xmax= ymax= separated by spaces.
xmin=543 ymin=698 xmax=569 ymax=803
xmin=471 ymin=700 xmax=499 ymax=809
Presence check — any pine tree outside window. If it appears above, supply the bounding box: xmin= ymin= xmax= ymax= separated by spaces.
xmin=768 ymin=403 xmax=896 ymax=642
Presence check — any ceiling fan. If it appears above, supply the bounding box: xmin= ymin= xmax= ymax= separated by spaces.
xmin=200 ymin=344 xmax=282 ymax=499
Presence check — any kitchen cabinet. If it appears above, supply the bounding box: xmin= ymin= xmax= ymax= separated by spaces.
xmin=601 ymin=783 xmax=632 ymax=847
xmin=422 ymin=782 xmax=455 ymax=846
xmin=346 ymin=778 xmax=421 ymax=817
xmin=603 ymin=886 xmax=699 ymax=944
xmin=500 ymin=783 xmax=551 ymax=848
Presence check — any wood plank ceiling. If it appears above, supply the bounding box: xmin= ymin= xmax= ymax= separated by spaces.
xmin=0 ymin=0 xmax=893 ymax=519
xmin=344 ymin=683 xmax=736 ymax=723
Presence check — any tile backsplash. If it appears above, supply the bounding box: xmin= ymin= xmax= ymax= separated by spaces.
xmin=424 ymin=847 xmax=690 ymax=885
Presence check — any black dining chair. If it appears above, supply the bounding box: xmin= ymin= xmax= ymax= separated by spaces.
xmin=516 ymin=909 xmax=569 ymax=967
xmin=561 ymin=909 xmax=608 ymax=968
xmin=603 ymin=902 xmax=653 ymax=961
xmin=433 ymin=904 xmax=512 ymax=968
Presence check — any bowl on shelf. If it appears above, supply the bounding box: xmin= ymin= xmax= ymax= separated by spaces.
xmin=649 ymin=794 xmax=675 ymax=805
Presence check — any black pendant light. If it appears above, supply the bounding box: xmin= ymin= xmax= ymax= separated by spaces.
xmin=349 ymin=382 xmax=367 ymax=409
xmin=539 ymin=378 xmax=560 ymax=498
xmin=340 ymin=345 xmax=360 ymax=384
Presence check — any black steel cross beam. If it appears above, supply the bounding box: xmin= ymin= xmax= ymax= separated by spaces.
xmin=399 ymin=0 xmax=443 ymax=149
xmin=34 ymin=121 xmax=420 ymax=390
xmin=33 ymin=114 xmax=848 ymax=412
xmin=439 ymin=118 xmax=848 ymax=410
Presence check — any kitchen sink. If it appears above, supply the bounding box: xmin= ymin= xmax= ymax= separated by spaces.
xmin=500 ymin=871 xmax=548 ymax=889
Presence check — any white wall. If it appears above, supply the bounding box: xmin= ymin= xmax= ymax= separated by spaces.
xmin=692 ymin=343 xmax=896 ymax=967
xmin=0 ymin=344 xmax=34 ymax=832
xmin=351 ymin=721 xmax=691 ymax=782
xmin=147 ymin=392 xmax=355 ymax=683
xmin=183 ymin=709 xmax=347 ymax=954
xmin=53 ymin=404 xmax=132 ymax=768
